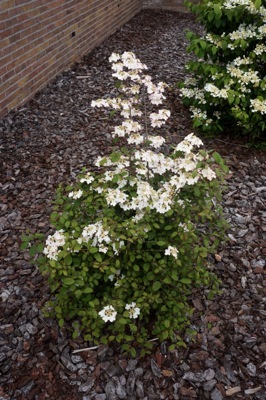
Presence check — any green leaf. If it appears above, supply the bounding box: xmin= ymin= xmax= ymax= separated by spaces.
xmin=130 ymin=348 xmax=137 ymax=357
xmin=72 ymin=330 xmax=79 ymax=339
xmin=212 ymin=152 xmax=222 ymax=164
xmin=20 ymin=241 xmax=29 ymax=250
xmin=152 ymin=281 xmax=161 ymax=291
xmin=169 ymin=344 xmax=176 ymax=351
xmin=213 ymin=4 xmax=222 ymax=18
xmin=83 ymin=287 xmax=93 ymax=293
xmin=59 ymin=319 xmax=64 ymax=327
xmin=208 ymin=11 xmax=214 ymax=22
xmin=180 ymin=278 xmax=192 ymax=284
xmin=118 ymin=318 xmax=128 ymax=325
xmin=130 ymin=324 xmax=137 ymax=332
xmin=164 ymin=320 xmax=170 ymax=328
xmin=163 ymin=277 xmax=172 ymax=284
xmin=63 ymin=278 xmax=75 ymax=285
xmin=99 ymin=157 xmax=107 ymax=166
xmin=89 ymin=247 xmax=98 ymax=254
xmin=199 ymin=39 xmax=207 ymax=49
xmin=110 ymin=152 xmax=121 ymax=163
xmin=65 ymin=254 xmax=72 ymax=265
xmin=94 ymin=253 xmax=102 ymax=262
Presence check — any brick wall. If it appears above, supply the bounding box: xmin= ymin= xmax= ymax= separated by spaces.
xmin=143 ymin=0 xmax=197 ymax=12
xmin=0 ymin=0 xmax=142 ymax=117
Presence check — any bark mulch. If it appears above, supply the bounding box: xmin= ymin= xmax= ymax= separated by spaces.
xmin=0 ymin=9 xmax=265 ymax=400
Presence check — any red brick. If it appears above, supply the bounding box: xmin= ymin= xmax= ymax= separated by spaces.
xmin=0 ymin=0 xmax=142 ymax=117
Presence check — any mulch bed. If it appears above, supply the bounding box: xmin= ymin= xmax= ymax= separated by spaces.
xmin=0 ymin=9 xmax=265 ymax=400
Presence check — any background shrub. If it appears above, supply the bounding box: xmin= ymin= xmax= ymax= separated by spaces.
xmin=179 ymin=0 xmax=266 ymax=141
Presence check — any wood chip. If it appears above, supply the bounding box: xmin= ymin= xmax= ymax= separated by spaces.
xmin=225 ymin=386 xmax=241 ymax=396
xmin=244 ymin=386 xmax=262 ymax=395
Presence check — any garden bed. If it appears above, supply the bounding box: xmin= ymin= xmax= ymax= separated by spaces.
xmin=0 ymin=9 xmax=265 ymax=400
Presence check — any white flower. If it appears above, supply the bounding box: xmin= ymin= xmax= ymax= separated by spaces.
xmin=68 ymin=190 xmax=83 ymax=199
xmin=204 ymin=83 xmax=228 ymax=99
xmin=98 ymin=245 xmax=108 ymax=253
xmin=80 ymin=173 xmax=94 ymax=184
xmin=105 ymin=188 xmax=128 ymax=206
xmin=149 ymin=109 xmax=170 ymax=127
xmin=250 ymin=98 xmax=266 ymax=114
xmin=125 ymin=302 xmax=140 ymax=319
xmin=201 ymin=167 xmax=216 ymax=180
xmin=165 ymin=246 xmax=179 ymax=259
xmin=122 ymin=119 xmax=142 ymax=133
xmin=43 ymin=229 xmax=66 ymax=260
xmin=127 ymin=133 xmax=144 ymax=145
xmin=99 ymin=305 xmax=117 ymax=322
xmin=91 ymin=99 xmax=109 ymax=108
xmin=109 ymin=53 xmax=121 ymax=62
xmin=148 ymin=135 xmax=165 ymax=148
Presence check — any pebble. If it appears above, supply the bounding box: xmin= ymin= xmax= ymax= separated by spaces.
xmin=204 ymin=368 xmax=215 ymax=381
xmin=211 ymin=388 xmax=223 ymax=400
xmin=126 ymin=359 xmax=138 ymax=372
xmin=251 ymin=259 xmax=265 ymax=268
xmin=61 ymin=355 xmax=78 ymax=372
xmin=150 ymin=359 xmax=162 ymax=378
xmin=203 ymin=379 xmax=217 ymax=391
xmin=105 ymin=381 xmax=117 ymax=400
xmin=25 ymin=323 xmax=38 ymax=335
xmin=126 ymin=371 xmax=136 ymax=396
xmin=247 ymin=362 xmax=257 ymax=376
xmin=238 ymin=229 xmax=249 ymax=237
xmin=113 ymin=376 xmax=127 ymax=400
xmin=95 ymin=395 xmax=107 ymax=400
xmin=78 ymin=379 xmax=95 ymax=393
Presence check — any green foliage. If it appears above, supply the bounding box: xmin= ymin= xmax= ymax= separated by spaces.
xmin=22 ymin=147 xmax=228 ymax=352
xmin=180 ymin=0 xmax=266 ymax=141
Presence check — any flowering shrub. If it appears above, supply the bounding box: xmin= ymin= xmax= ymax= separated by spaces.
xmin=23 ymin=52 xmax=228 ymax=355
xmin=179 ymin=0 xmax=266 ymax=140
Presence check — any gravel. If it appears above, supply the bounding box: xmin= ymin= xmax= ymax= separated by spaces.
xmin=0 ymin=9 xmax=265 ymax=400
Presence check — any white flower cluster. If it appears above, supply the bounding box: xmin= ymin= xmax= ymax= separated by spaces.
xmin=230 ymin=56 xmax=252 ymax=66
xmin=80 ymin=172 xmax=94 ymax=184
xmin=253 ymin=43 xmax=266 ymax=55
xmin=150 ymin=109 xmax=171 ymax=127
xmin=204 ymin=83 xmax=228 ymax=99
xmin=227 ymin=20 xmax=266 ymax=49
xmin=189 ymin=106 xmax=214 ymax=125
xmin=43 ymin=229 xmax=66 ymax=260
xmin=98 ymin=305 xmax=117 ymax=322
xmin=205 ymin=33 xmax=223 ymax=47
xmin=91 ymin=52 xmax=169 ymax=146
xmin=165 ymin=246 xmax=179 ymax=259
xmin=223 ymin=0 xmax=263 ymax=16
xmin=69 ymin=190 xmax=83 ymax=199
xmin=250 ymin=98 xmax=266 ymax=114
xmin=99 ymin=302 xmax=140 ymax=322
xmin=91 ymin=53 xmax=218 ymax=217
xmin=226 ymin=65 xmax=260 ymax=87
xmin=179 ymin=87 xmax=206 ymax=104
xmin=92 ymin=133 xmax=215 ymax=214
xmin=78 ymin=221 xmax=111 ymax=253
xmin=108 ymin=269 xmax=125 ymax=286
xmin=223 ymin=0 xmax=252 ymax=9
